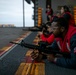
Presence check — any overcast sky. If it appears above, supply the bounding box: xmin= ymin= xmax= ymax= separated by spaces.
xmin=0 ymin=0 xmax=34 ymax=27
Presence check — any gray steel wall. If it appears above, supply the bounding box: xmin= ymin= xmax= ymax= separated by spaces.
xmin=51 ymin=0 xmax=76 ymax=13
xmin=38 ymin=0 xmax=47 ymax=23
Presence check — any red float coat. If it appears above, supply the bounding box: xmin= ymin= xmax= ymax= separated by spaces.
xmin=40 ymin=34 xmax=55 ymax=44
xmin=55 ymin=25 xmax=76 ymax=53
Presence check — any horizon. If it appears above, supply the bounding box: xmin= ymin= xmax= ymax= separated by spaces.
xmin=0 ymin=0 xmax=34 ymax=27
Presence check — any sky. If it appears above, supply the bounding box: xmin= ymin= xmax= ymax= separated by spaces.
xmin=0 ymin=0 xmax=34 ymax=27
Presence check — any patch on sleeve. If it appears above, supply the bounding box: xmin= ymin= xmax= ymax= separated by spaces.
xmin=74 ymin=47 xmax=76 ymax=53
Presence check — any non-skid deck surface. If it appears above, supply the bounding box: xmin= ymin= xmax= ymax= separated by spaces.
xmin=0 ymin=32 xmax=76 ymax=75
xmin=15 ymin=34 xmax=45 ymax=75
xmin=0 ymin=32 xmax=37 ymax=75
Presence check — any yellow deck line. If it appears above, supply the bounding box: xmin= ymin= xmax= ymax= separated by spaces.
xmin=15 ymin=34 xmax=45 ymax=75
xmin=0 ymin=45 xmax=14 ymax=51
xmin=0 ymin=32 xmax=31 ymax=55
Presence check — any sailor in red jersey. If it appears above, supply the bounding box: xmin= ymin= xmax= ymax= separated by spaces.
xmin=46 ymin=5 xmax=53 ymax=21
xmin=39 ymin=22 xmax=56 ymax=44
xmin=61 ymin=5 xmax=75 ymax=26
xmin=40 ymin=29 xmax=54 ymax=44
xmin=46 ymin=17 xmax=76 ymax=69
xmin=40 ymin=16 xmax=59 ymax=44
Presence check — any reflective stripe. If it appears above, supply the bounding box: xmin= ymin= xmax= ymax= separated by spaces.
xmin=57 ymin=41 xmax=62 ymax=50
xmin=66 ymin=43 xmax=71 ymax=52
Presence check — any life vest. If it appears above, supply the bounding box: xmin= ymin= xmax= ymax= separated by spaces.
xmin=40 ymin=34 xmax=55 ymax=44
xmin=46 ymin=8 xmax=53 ymax=16
xmin=40 ymin=34 xmax=48 ymax=41
xmin=56 ymin=26 xmax=76 ymax=53
xmin=62 ymin=12 xmax=75 ymax=26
